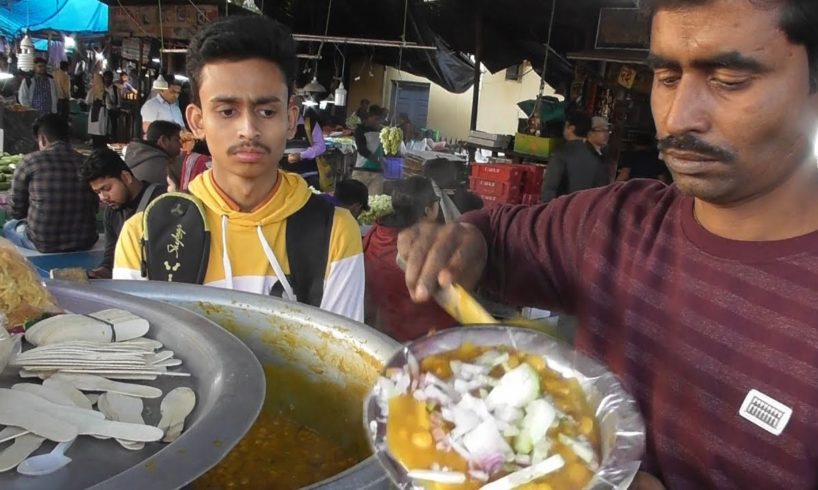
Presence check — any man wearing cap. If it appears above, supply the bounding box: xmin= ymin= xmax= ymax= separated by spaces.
xmin=541 ymin=111 xmax=611 ymax=202
xmin=588 ymin=116 xmax=613 ymax=155
xmin=140 ymin=74 xmax=185 ymax=135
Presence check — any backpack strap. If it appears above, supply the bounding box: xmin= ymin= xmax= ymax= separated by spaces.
xmin=275 ymin=194 xmax=334 ymax=307
xmin=136 ymin=183 xmax=160 ymax=214
xmin=140 ymin=192 xmax=210 ymax=284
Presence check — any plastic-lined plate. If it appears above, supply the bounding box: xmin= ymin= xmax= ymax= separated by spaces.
xmin=364 ymin=325 xmax=645 ymax=490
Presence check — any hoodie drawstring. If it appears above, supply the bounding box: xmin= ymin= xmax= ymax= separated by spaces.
xmin=257 ymin=225 xmax=296 ymax=301
xmin=221 ymin=215 xmax=234 ymax=289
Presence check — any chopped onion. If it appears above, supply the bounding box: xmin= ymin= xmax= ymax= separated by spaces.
xmin=474 ymin=350 xmax=509 ymax=368
xmin=493 ymin=405 xmax=524 ymax=424
xmin=462 ymin=419 xmax=513 ymax=470
xmin=486 ymin=364 xmax=540 ymax=410
xmin=469 ymin=469 xmax=491 ymax=482
xmin=407 ymin=469 xmax=467 ymax=484
xmin=558 ymin=434 xmax=597 ymax=466
xmin=514 ymin=454 xmax=532 ymax=466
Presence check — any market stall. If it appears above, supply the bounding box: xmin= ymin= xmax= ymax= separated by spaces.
xmin=0 ymin=102 xmax=38 ymax=155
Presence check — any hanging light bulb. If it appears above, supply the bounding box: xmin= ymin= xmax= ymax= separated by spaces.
xmin=18 ymin=33 xmax=34 ymax=73
xmin=241 ymin=0 xmax=261 ymax=14
xmin=304 ymin=76 xmax=326 ymax=94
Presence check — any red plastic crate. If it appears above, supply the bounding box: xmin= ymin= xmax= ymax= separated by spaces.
xmin=511 ymin=163 xmax=545 ymax=194
xmin=470 ymin=163 xmax=524 ymax=184
xmin=521 ymin=193 xmax=541 ymax=205
xmin=473 ymin=190 xmax=523 ymax=206
xmin=469 ymin=177 xmax=522 ymax=198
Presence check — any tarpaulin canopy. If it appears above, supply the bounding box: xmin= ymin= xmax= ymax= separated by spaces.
xmin=0 ymin=0 xmax=108 ymax=38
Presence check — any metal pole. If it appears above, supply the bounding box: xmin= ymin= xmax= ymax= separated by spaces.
xmin=470 ymin=10 xmax=482 ymax=131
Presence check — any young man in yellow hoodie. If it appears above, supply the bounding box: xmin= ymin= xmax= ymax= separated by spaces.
xmin=113 ymin=16 xmax=365 ymax=322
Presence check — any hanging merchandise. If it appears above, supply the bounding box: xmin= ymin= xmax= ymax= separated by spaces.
xmin=333 ymin=45 xmax=347 ymax=106
xmin=18 ymin=33 xmax=34 ymax=72
xmin=379 ymin=127 xmax=403 ymax=156
xmin=333 ymin=82 xmax=347 ymax=106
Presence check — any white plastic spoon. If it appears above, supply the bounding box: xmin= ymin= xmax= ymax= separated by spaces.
xmin=0 ymin=434 xmax=46 ymax=472
xmin=157 ymin=387 xmax=196 ymax=442
xmin=16 ymin=439 xmax=74 ymax=476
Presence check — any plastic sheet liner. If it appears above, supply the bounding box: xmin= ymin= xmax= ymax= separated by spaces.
xmin=364 ymin=325 xmax=645 ymax=489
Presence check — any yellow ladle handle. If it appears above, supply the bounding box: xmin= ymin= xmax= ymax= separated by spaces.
xmin=396 ymin=255 xmax=496 ymax=325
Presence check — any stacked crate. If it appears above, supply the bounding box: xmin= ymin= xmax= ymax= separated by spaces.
xmin=469 ymin=163 xmax=545 ymax=206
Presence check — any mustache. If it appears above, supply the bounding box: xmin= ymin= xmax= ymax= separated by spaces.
xmin=227 ymin=143 xmax=272 ymax=155
xmin=656 ymin=134 xmax=735 ymax=162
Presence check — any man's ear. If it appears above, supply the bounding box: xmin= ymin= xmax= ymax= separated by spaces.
xmin=121 ymin=170 xmax=134 ymax=185
xmin=287 ymin=98 xmax=299 ymax=140
xmin=186 ymin=103 xmax=205 ymax=140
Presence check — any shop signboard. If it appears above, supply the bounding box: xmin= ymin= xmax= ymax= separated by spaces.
xmin=110 ymin=5 xmax=218 ymax=41
xmin=595 ymin=8 xmax=651 ymax=50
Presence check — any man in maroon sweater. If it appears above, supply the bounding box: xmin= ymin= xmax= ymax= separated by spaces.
xmin=399 ymin=1 xmax=818 ymax=489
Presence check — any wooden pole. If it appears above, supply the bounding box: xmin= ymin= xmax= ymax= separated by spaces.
xmin=135 ymin=38 xmax=144 ymax=139
xmin=469 ymin=10 xmax=482 ymax=132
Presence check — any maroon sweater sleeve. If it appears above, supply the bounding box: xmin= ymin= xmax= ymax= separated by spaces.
xmin=461 ymin=185 xmax=623 ymax=313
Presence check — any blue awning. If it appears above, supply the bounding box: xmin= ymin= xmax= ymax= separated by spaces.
xmin=0 ymin=0 xmax=108 ymax=39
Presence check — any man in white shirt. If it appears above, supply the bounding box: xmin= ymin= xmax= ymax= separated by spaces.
xmin=18 ymin=58 xmax=57 ymax=114
xmin=139 ymin=75 xmax=184 ymax=134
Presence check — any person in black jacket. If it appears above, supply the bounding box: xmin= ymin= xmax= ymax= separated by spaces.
xmin=79 ymin=149 xmax=165 ymax=279
xmin=541 ymin=111 xmax=610 ymax=202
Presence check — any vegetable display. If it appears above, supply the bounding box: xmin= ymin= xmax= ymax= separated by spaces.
xmin=380 ymin=127 xmax=403 ymax=156
xmin=357 ymin=194 xmax=393 ymax=226
xmin=0 ymin=153 xmax=23 ymax=191
xmin=376 ymin=343 xmax=600 ymax=490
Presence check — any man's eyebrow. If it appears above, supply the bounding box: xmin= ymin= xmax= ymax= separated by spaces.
xmin=208 ymin=95 xmax=284 ymax=104
xmin=647 ymin=51 xmax=770 ymax=73
xmin=646 ymin=54 xmax=679 ymax=70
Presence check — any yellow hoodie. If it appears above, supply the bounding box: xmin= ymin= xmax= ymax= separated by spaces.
xmin=113 ymin=170 xmax=365 ymax=322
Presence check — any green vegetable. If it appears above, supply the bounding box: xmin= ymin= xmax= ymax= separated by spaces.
xmin=514 ymin=399 xmax=556 ymax=454
xmin=357 ymin=194 xmax=393 ymax=226
xmin=379 ymin=127 xmax=403 ymax=156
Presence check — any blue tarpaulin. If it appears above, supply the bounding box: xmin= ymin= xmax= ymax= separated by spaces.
xmin=0 ymin=0 xmax=108 ymax=38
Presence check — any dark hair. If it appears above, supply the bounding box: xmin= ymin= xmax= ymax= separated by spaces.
xmin=565 ymin=111 xmax=592 ymax=137
xmin=192 ymin=139 xmax=210 ymax=155
xmin=79 ymin=149 xmax=132 ymax=183
xmin=451 ymin=189 xmax=484 ymax=214
xmin=33 ymin=57 xmax=46 ymax=65
xmin=59 ymin=61 xmax=69 ymax=71
xmin=186 ymin=15 xmax=297 ymax=105
xmin=167 ymin=73 xmax=182 ymax=88
xmin=335 ymin=179 xmax=369 ymax=208
xmin=360 ymin=98 xmax=371 ymax=105
xmin=424 ymin=159 xmax=459 ymax=189
xmin=641 ymin=0 xmax=818 ymax=90
xmin=381 ymin=176 xmax=439 ymax=229
xmin=33 ymin=114 xmax=69 ymax=142
xmin=367 ymin=105 xmax=386 ymax=119
xmin=103 ymin=70 xmax=114 ymax=83
xmin=145 ymin=120 xmax=182 ymax=144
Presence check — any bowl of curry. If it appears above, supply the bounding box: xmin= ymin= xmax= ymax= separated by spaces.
xmin=365 ymin=326 xmax=645 ymax=490
xmin=92 ymin=280 xmax=402 ymax=490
